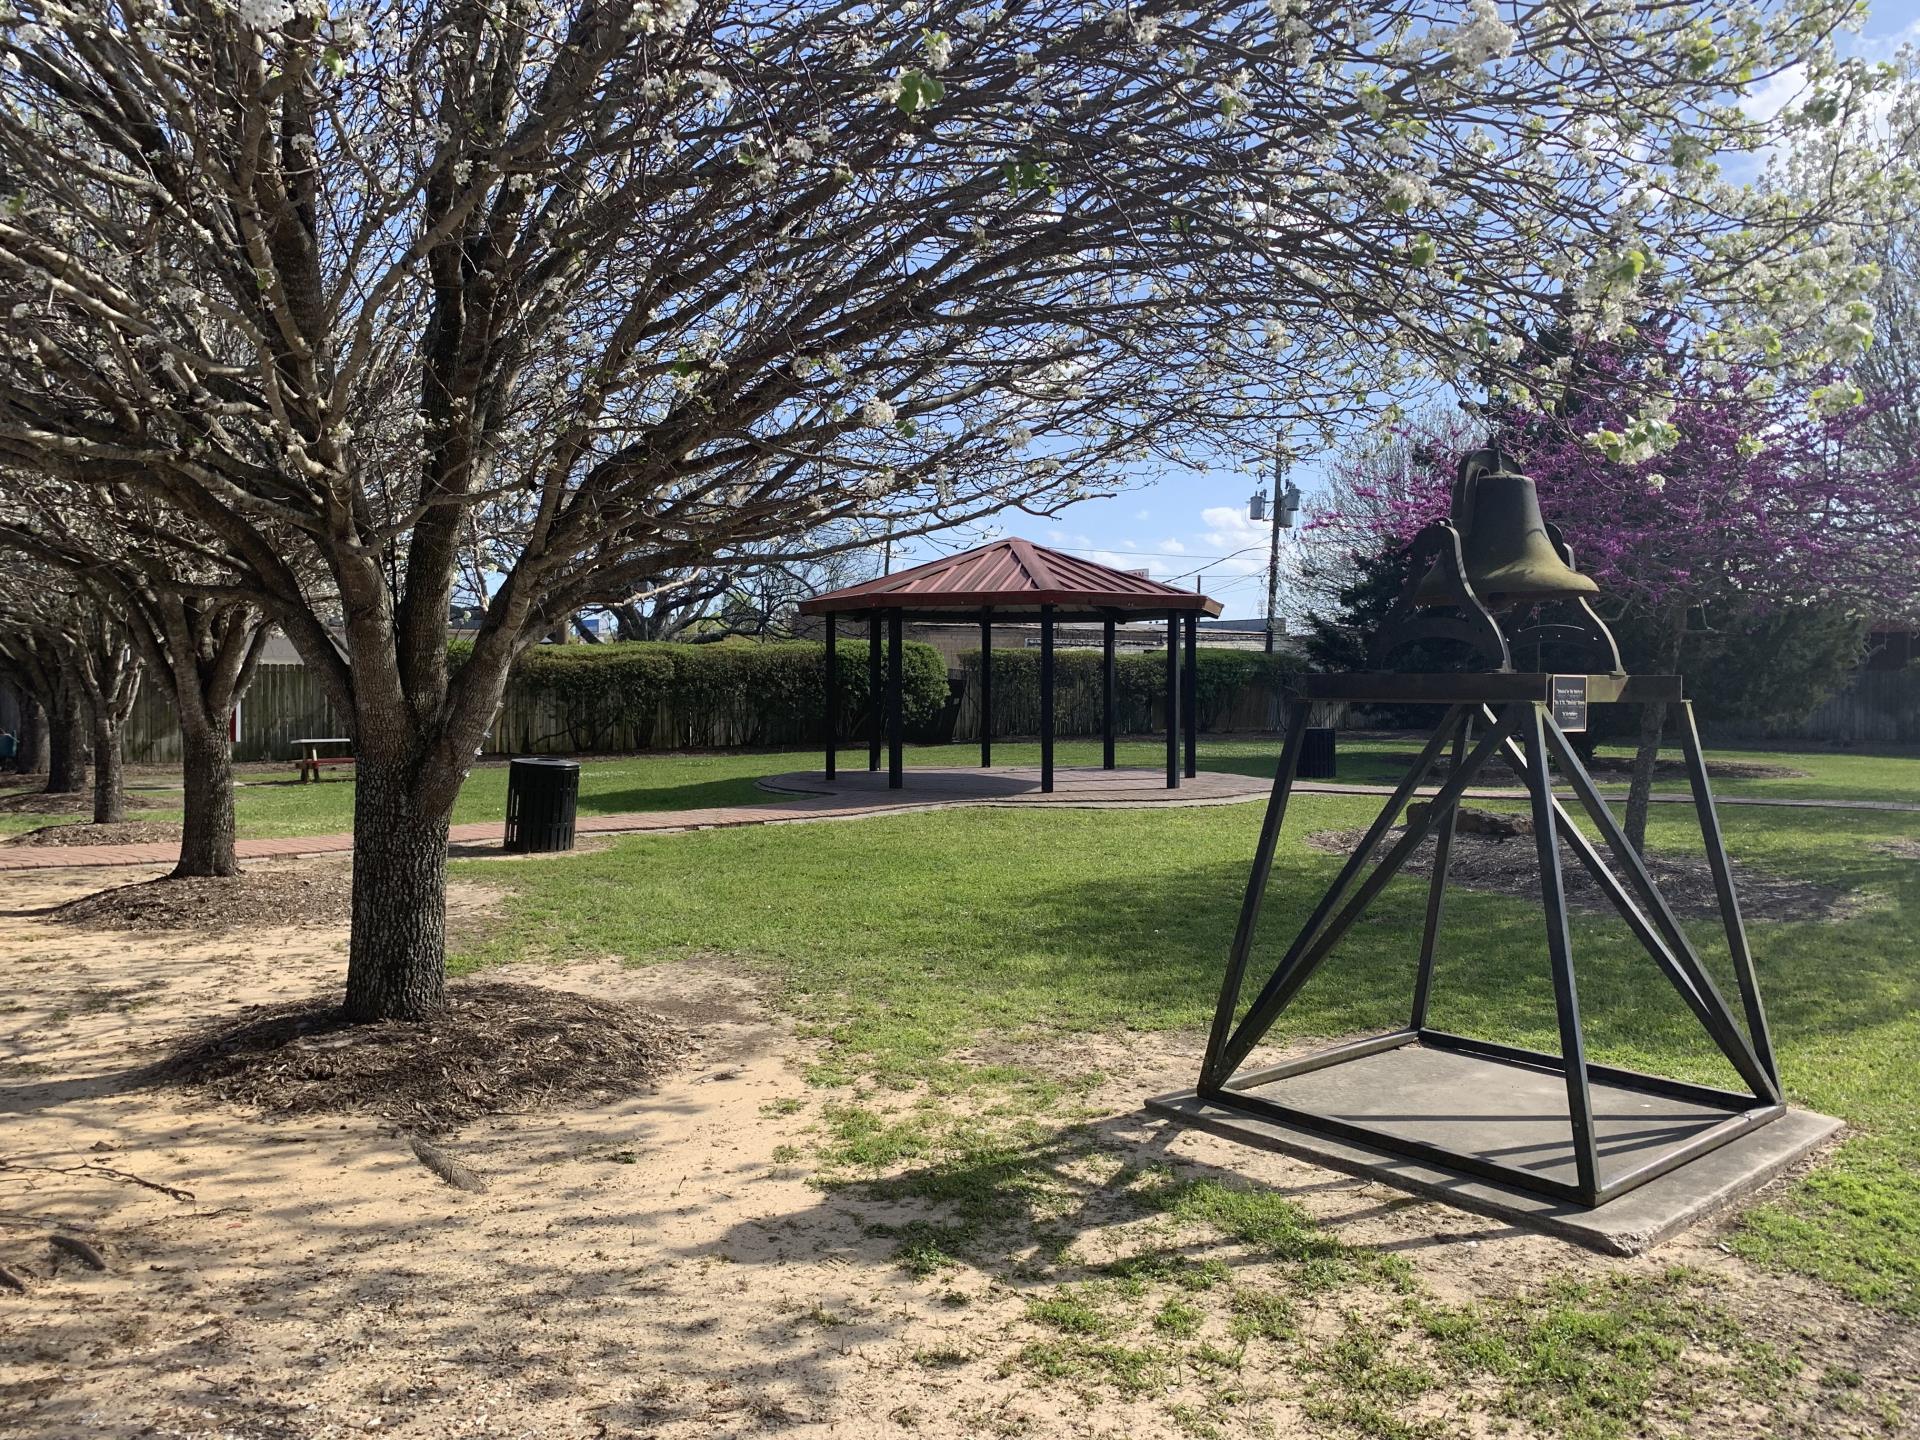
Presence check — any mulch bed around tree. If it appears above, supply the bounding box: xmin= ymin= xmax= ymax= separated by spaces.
xmin=9 ymin=821 xmax=182 ymax=848
xmin=149 ymin=982 xmax=696 ymax=1130
xmin=1304 ymin=825 xmax=1859 ymax=923
xmin=1371 ymin=752 xmax=1808 ymax=784
xmin=54 ymin=868 xmax=353 ymax=932
xmin=0 ymin=788 xmax=159 ymax=815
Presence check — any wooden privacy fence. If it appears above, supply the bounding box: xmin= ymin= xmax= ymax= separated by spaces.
xmin=126 ymin=663 xmax=343 ymax=765
xmin=1718 ymin=667 xmax=1920 ymax=746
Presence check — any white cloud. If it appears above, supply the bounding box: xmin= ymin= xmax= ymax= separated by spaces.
xmin=1197 ymin=505 xmax=1269 ymax=575
xmin=1741 ymin=62 xmax=1808 ymax=125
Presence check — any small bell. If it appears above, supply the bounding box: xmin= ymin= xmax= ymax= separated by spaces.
xmin=1414 ymin=450 xmax=1600 ymax=609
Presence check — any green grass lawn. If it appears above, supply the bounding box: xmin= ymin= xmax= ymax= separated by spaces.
xmin=455 ymin=762 xmax=1920 ymax=1325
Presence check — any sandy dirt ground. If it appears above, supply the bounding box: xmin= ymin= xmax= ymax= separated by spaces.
xmin=1 ymin=864 xmax=1914 ymax=1440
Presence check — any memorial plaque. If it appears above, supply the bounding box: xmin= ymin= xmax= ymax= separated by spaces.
xmin=1551 ymin=674 xmax=1588 ymax=733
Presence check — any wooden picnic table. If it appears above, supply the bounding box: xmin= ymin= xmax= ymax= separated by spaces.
xmin=292 ymin=737 xmax=354 ymax=783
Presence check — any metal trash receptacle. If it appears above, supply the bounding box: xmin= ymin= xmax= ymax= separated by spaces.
xmin=1297 ymin=726 xmax=1337 ymax=780
xmin=504 ymin=757 xmax=580 ymax=853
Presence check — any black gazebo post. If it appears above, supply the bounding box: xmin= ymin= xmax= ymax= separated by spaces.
xmin=887 ymin=610 xmax=904 ymax=789
xmin=867 ymin=613 xmax=882 ymax=772
xmin=1183 ymin=612 xmax=1198 ymax=779
xmin=980 ymin=612 xmax=993 ymax=768
xmin=824 ymin=613 xmax=838 ymax=779
xmin=1165 ymin=609 xmax=1181 ymax=789
xmin=1101 ymin=617 xmax=1117 ymax=770
xmin=1040 ymin=604 xmax=1056 ymax=793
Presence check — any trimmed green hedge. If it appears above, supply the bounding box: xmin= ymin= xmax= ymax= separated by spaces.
xmin=956 ymin=646 xmax=1302 ymax=737
xmin=482 ymin=638 xmax=947 ymax=752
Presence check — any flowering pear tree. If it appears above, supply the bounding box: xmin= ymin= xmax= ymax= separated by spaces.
xmin=0 ymin=563 xmax=145 ymax=824
xmin=0 ymin=478 xmax=272 ymax=873
xmin=0 ymin=612 xmax=86 ymax=793
xmin=0 ymin=0 xmax=1884 ymax=1020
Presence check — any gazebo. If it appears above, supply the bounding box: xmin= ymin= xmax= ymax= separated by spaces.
xmin=797 ymin=538 xmax=1222 ymax=792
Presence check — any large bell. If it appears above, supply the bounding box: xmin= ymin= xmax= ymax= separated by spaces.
xmin=1413 ymin=453 xmax=1600 ymax=609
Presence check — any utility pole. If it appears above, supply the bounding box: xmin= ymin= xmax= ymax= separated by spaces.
xmin=1257 ymin=446 xmax=1301 ymax=654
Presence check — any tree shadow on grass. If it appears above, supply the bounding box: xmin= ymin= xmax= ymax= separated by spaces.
xmin=576 ymin=775 xmax=782 ymax=815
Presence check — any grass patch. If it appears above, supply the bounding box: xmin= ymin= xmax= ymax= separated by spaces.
xmin=1226 ymin=1287 xmax=1296 ymax=1343
xmin=1152 ymin=1295 xmax=1205 ymax=1338
xmin=1025 ymin=1288 xmax=1114 ymax=1336
xmin=1414 ymin=1269 xmax=1791 ymax=1440
xmin=1016 ymin=1337 xmax=1172 ymax=1396
xmin=1145 ymin=1175 xmax=1411 ymax=1292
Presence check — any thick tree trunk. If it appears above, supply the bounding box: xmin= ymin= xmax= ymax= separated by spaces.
xmin=343 ymin=754 xmax=453 ymax=1022
xmin=18 ymin=698 xmax=46 ymax=773
xmin=90 ymin=718 xmax=125 ymax=824
xmin=175 ymin=723 xmax=239 ymax=877
xmin=45 ymin=698 xmax=87 ymax=793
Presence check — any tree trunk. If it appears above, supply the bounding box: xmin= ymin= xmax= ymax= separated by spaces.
xmin=1622 ymin=700 xmax=1666 ymax=854
xmin=46 ymin=698 xmax=87 ymax=793
xmin=18 ymin=698 xmax=46 ymax=774
xmin=175 ymin=722 xmax=239 ymax=877
xmin=343 ymin=754 xmax=452 ymax=1022
xmin=1623 ymin=606 xmax=1688 ymax=855
xmin=90 ymin=717 xmax=125 ymax=824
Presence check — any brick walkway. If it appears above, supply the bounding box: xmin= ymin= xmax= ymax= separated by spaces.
xmin=1 ymin=763 xmax=1907 ymax=872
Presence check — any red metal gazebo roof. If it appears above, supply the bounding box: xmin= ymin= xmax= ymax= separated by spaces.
xmin=797 ymin=537 xmax=1222 ymax=617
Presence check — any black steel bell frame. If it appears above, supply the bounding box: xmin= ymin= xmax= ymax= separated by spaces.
xmin=1198 ymin=673 xmax=1783 ymax=1209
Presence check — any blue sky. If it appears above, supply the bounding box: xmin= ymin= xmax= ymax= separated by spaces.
xmin=888 ymin=0 xmax=1920 ymax=625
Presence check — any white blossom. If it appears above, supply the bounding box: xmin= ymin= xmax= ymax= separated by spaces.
xmin=233 ymin=0 xmax=296 ymax=30
xmin=689 ymin=70 xmax=732 ymax=105
xmin=1441 ymin=1 xmax=1517 ymax=67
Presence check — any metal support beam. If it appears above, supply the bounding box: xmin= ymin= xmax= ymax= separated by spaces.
xmin=1409 ymin=713 xmax=1470 ymax=1030
xmin=887 ymin=610 xmax=903 ymax=789
xmin=1518 ymin=701 xmax=1602 ymax=1205
xmin=979 ymin=614 xmax=993 ymax=769
xmin=1202 ymin=698 xmax=1312 ymax=1087
xmin=1675 ymin=700 xmax=1780 ymax=1091
xmin=1040 ymin=605 xmax=1056 ymax=793
xmin=1101 ymin=617 xmax=1117 ymax=770
xmin=1216 ymin=706 xmax=1513 ymax=1081
xmin=1521 ymin=710 xmax=1777 ymax=1103
xmin=1183 ymin=613 xmax=1198 ymax=779
xmin=824 ymin=613 xmax=838 ymax=779
xmin=1165 ymin=610 xmax=1181 ymax=789
xmin=1209 ymin=707 xmax=1466 ymax=1086
xmin=867 ymin=614 xmax=882 ymax=772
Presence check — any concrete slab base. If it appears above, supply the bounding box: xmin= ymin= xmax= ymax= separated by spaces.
xmin=1147 ymin=1045 xmax=1841 ymax=1255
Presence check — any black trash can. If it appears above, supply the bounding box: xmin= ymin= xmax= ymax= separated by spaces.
xmin=1297 ymin=726 xmax=1337 ymax=780
xmin=504 ymin=757 xmax=580 ymax=853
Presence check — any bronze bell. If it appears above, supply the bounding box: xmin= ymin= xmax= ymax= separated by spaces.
xmin=1413 ymin=450 xmax=1600 ymax=609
